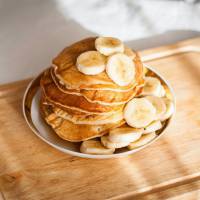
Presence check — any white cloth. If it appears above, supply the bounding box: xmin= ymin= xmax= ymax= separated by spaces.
xmin=0 ymin=0 xmax=200 ymax=84
xmin=57 ymin=0 xmax=200 ymax=40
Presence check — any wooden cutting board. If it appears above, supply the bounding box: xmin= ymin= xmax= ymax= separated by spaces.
xmin=0 ymin=37 xmax=200 ymax=200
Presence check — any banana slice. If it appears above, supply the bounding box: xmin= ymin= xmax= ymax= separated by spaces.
xmin=101 ymin=136 xmax=130 ymax=149
xmin=142 ymin=77 xmax=161 ymax=96
xmin=144 ymin=120 xmax=162 ymax=134
xmin=95 ymin=37 xmax=124 ymax=56
xmin=76 ymin=51 xmax=106 ymax=75
xmin=124 ymin=98 xmax=156 ymax=128
xmin=109 ymin=127 xmax=143 ymax=143
xmin=80 ymin=140 xmax=115 ymax=155
xmin=160 ymin=98 xmax=175 ymax=121
xmin=124 ymin=47 xmax=136 ymax=60
xmin=128 ymin=132 xmax=157 ymax=150
xmin=106 ymin=53 xmax=135 ymax=86
xmin=145 ymin=96 xmax=166 ymax=120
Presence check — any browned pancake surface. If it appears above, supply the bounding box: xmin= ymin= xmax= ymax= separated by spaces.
xmin=51 ymin=63 xmax=143 ymax=105
xmin=40 ymin=99 xmax=125 ymax=142
xmin=40 ymin=69 xmax=124 ymax=114
xmin=53 ymin=37 xmax=143 ymax=90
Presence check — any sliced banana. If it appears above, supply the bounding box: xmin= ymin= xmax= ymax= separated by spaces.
xmin=101 ymin=136 xmax=130 ymax=149
xmin=124 ymin=47 xmax=136 ymax=60
xmin=80 ymin=140 xmax=115 ymax=155
xmin=128 ymin=132 xmax=157 ymax=150
xmin=124 ymin=98 xmax=156 ymax=128
xmin=95 ymin=37 xmax=124 ymax=56
xmin=106 ymin=53 xmax=135 ymax=86
xmin=76 ymin=51 xmax=106 ymax=75
xmin=144 ymin=120 xmax=162 ymax=134
xmin=142 ymin=77 xmax=161 ymax=96
xmin=145 ymin=96 xmax=166 ymax=120
xmin=109 ymin=127 xmax=143 ymax=143
xmin=160 ymin=98 xmax=175 ymax=121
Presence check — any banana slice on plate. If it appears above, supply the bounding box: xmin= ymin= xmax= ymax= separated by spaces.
xmin=145 ymin=96 xmax=166 ymax=120
xmin=124 ymin=47 xmax=137 ymax=60
xmin=144 ymin=120 xmax=162 ymax=134
xmin=109 ymin=127 xmax=143 ymax=143
xmin=80 ymin=140 xmax=115 ymax=155
xmin=106 ymin=53 xmax=135 ymax=86
xmin=142 ymin=77 xmax=161 ymax=96
xmin=124 ymin=98 xmax=156 ymax=128
xmin=160 ymin=98 xmax=175 ymax=121
xmin=128 ymin=132 xmax=157 ymax=150
xmin=101 ymin=136 xmax=130 ymax=149
xmin=76 ymin=51 xmax=106 ymax=75
xmin=95 ymin=37 xmax=124 ymax=56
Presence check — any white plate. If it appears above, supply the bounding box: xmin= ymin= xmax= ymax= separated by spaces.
xmin=23 ymin=66 xmax=175 ymax=159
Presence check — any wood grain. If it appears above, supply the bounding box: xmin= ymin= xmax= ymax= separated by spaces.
xmin=116 ymin=180 xmax=200 ymax=200
xmin=1 ymin=37 xmax=200 ymax=200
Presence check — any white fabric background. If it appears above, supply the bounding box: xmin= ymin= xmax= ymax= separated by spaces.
xmin=57 ymin=0 xmax=200 ymax=40
xmin=0 ymin=0 xmax=200 ymax=84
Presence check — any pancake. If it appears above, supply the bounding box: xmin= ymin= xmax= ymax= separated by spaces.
xmin=51 ymin=68 xmax=137 ymax=105
xmin=39 ymin=36 xmax=145 ymax=143
xmin=41 ymin=93 xmax=123 ymax=116
xmin=53 ymin=37 xmax=143 ymax=91
xmin=40 ymin=94 xmax=124 ymax=125
xmin=40 ymin=69 xmax=124 ymax=114
xmin=50 ymin=55 xmax=143 ymax=105
xmin=53 ymin=106 xmax=123 ymax=125
xmin=40 ymin=100 xmax=125 ymax=142
xmin=48 ymin=115 xmax=124 ymax=142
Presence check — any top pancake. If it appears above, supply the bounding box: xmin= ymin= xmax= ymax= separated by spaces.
xmin=50 ymin=67 xmax=142 ymax=105
xmin=53 ymin=37 xmax=143 ymax=91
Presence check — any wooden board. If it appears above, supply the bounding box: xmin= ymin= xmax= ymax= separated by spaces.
xmin=0 ymin=37 xmax=200 ymax=200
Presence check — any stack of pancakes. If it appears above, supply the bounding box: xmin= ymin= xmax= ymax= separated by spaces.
xmin=40 ymin=37 xmax=144 ymax=142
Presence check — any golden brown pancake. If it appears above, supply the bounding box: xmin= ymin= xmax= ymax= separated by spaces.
xmin=39 ymin=37 xmax=145 ymax=143
xmin=40 ymin=93 xmax=124 ymax=125
xmin=41 ymin=93 xmax=123 ymax=116
xmin=50 ymin=57 xmax=143 ymax=105
xmin=52 ymin=37 xmax=143 ymax=91
xmin=51 ymin=67 xmax=136 ymax=105
xmin=40 ymin=69 xmax=124 ymax=114
xmin=50 ymin=116 xmax=124 ymax=142
xmin=40 ymin=100 xmax=125 ymax=142
xmin=53 ymin=106 xmax=123 ymax=125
